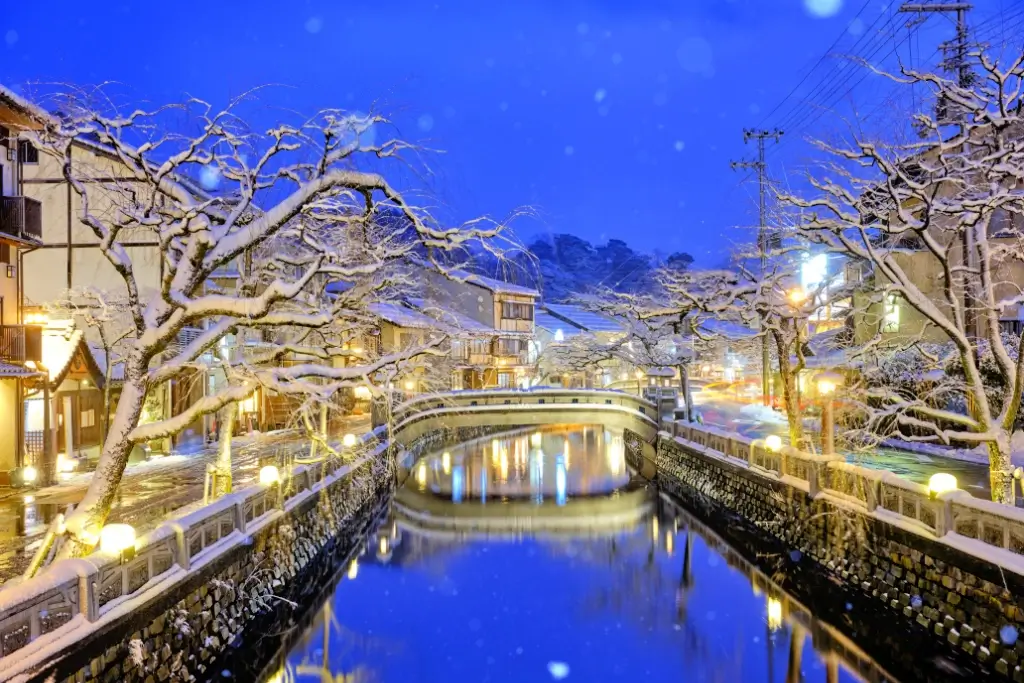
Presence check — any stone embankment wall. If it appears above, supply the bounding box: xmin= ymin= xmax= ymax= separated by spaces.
xmin=658 ymin=425 xmax=1024 ymax=681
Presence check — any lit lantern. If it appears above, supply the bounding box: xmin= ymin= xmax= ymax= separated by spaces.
xmin=764 ymin=435 xmax=783 ymax=452
xmin=767 ymin=597 xmax=783 ymax=631
xmin=342 ymin=433 xmax=358 ymax=448
xmin=403 ymin=380 xmax=415 ymax=391
xmin=22 ymin=466 xmax=38 ymax=484
xmin=259 ymin=465 xmax=281 ymax=486
xmin=347 ymin=559 xmax=358 ymax=580
xmin=928 ymin=472 xmax=958 ymax=499
xmin=100 ymin=523 xmax=137 ymax=555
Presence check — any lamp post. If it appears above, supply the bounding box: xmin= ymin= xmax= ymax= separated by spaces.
xmin=749 ymin=434 xmax=783 ymax=467
xmin=815 ymin=371 xmax=843 ymax=455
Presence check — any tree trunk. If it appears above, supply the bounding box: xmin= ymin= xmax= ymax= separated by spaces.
xmin=988 ymin=432 xmax=1015 ymax=504
xmin=215 ymin=401 xmax=236 ymax=496
xmin=59 ymin=358 xmax=149 ymax=557
xmin=773 ymin=333 xmax=804 ymax=449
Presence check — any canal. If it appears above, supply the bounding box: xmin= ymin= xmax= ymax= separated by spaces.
xmin=247 ymin=424 xmax=917 ymax=683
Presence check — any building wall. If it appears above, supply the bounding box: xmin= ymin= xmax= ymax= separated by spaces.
xmin=0 ymin=242 xmax=19 ymax=324
xmin=0 ymin=379 xmax=17 ymax=471
xmin=426 ymin=275 xmax=495 ymax=329
xmin=20 ymin=141 xmax=163 ymax=307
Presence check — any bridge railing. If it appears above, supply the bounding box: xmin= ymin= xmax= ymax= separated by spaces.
xmin=391 ymin=388 xmax=658 ymax=432
xmin=0 ymin=434 xmax=383 ymax=661
xmin=667 ymin=420 xmax=1024 ymax=564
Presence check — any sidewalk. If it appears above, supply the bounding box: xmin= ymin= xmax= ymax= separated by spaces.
xmin=0 ymin=414 xmax=370 ymax=584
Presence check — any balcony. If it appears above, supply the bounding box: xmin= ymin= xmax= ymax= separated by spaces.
xmin=0 ymin=196 xmax=42 ymax=242
xmin=0 ymin=324 xmax=43 ymax=363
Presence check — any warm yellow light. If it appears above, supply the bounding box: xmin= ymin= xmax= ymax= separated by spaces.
xmin=500 ymin=451 xmax=509 ymax=480
xmin=635 ymin=369 xmax=644 ymax=379
xmin=342 ymin=433 xmax=357 ymax=448
xmin=816 ymin=371 xmax=843 ymax=395
xmin=23 ymin=312 xmax=48 ymax=325
xmin=530 ymin=432 xmax=542 ymax=447
xmin=767 ymin=597 xmax=783 ymax=631
xmin=259 ymin=465 xmax=281 ymax=485
xmin=379 ymin=536 xmax=388 ymax=555
xmin=492 ymin=439 xmax=500 ymax=453
xmin=928 ymin=472 xmax=958 ymax=497
xmin=347 ymin=559 xmax=359 ymax=580
xmin=666 ymin=533 xmax=674 ymax=556
xmin=403 ymin=380 xmax=415 ymax=391
xmin=353 ymin=386 xmax=372 ymax=400
xmin=352 ymin=346 xmax=363 ymax=354
xmin=701 ymin=364 xmax=711 ymax=373
xmin=23 ymin=495 xmax=34 ymax=504
xmin=416 ymin=463 xmax=427 ymax=486
xmin=99 ymin=523 xmax=137 ymax=554
xmin=81 ymin=379 xmax=90 ymax=388
xmin=22 ymin=466 xmax=37 ymax=483
xmin=652 ymin=516 xmax=660 ymax=541
xmin=56 ymin=454 xmax=77 ymax=473
xmin=764 ymin=435 xmax=783 ymax=452
xmin=787 ymin=287 xmax=807 ymax=304
xmin=442 ymin=452 xmax=451 ymax=475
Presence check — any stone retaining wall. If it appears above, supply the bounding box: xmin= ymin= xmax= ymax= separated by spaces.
xmin=657 ymin=431 xmax=1024 ymax=680
xmin=16 ymin=449 xmax=393 ymax=683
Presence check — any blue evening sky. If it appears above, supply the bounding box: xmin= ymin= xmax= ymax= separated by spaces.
xmin=2 ymin=0 xmax=1018 ymax=264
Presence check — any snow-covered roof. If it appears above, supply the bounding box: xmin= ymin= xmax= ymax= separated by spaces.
xmin=535 ymin=311 xmax=584 ymax=339
xmin=541 ymin=304 xmax=625 ymax=333
xmin=449 ymin=269 xmax=539 ymax=297
xmin=0 ymin=361 xmax=41 ymax=378
xmin=369 ymin=303 xmax=443 ymax=330
xmin=695 ymin=319 xmax=756 ymax=340
xmin=406 ymin=298 xmax=495 ymax=336
xmin=0 ymin=84 xmax=52 ymax=127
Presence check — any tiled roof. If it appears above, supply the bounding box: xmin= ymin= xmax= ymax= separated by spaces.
xmin=406 ymin=298 xmax=495 ymax=335
xmin=448 ymin=269 xmax=539 ymax=297
xmin=542 ymin=304 xmax=625 ymax=333
xmin=369 ymin=303 xmax=444 ymax=330
xmin=0 ymin=360 xmax=40 ymax=378
xmin=535 ymin=311 xmax=584 ymax=339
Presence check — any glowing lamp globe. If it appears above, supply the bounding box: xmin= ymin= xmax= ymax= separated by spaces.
xmin=815 ymin=371 xmax=843 ymax=395
xmin=767 ymin=597 xmax=783 ymax=631
xmin=530 ymin=432 xmax=543 ymax=447
xmin=100 ymin=524 xmax=137 ymax=554
xmin=928 ymin=472 xmax=958 ymax=498
xmin=259 ymin=465 xmax=281 ymax=486
xmin=22 ymin=466 xmax=38 ymax=484
xmin=342 ymin=433 xmax=358 ymax=448
xmin=764 ymin=435 xmax=783 ymax=453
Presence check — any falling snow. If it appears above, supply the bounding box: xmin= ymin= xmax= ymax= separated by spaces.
xmin=804 ymin=0 xmax=843 ymax=18
xmin=548 ymin=662 xmax=571 ymax=679
xmin=4 ymin=30 xmax=17 ymax=47
xmin=199 ymin=165 xmax=221 ymax=191
xmin=676 ymin=37 xmax=715 ymax=77
xmin=304 ymin=16 xmax=323 ymax=33
xmin=674 ymin=140 xmax=685 ymax=152
xmin=564 ymin=145 xmax=575 ymax=156
xmin=417 ymin=114 xmax=434 ymax=132
xmin=594 ymin=88 xmax=607 ymax=103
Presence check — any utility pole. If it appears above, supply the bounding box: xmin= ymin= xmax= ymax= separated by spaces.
xmin=899 ymin=3 xmax=977 ymax=357
xmin=731 ymin=128 xmax=783 ymax=407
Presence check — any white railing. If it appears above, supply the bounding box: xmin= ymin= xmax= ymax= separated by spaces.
xmin=0 ymin=438 xmax=380 ymax=662
xmin=667 ymin=421 xmax=1024 ymax=567
xmin=392 ymin=388 xmax=658 ymax=432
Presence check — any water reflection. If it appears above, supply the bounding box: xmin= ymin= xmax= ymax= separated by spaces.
xmin=272 ymin=425 xmax=883 ymax=683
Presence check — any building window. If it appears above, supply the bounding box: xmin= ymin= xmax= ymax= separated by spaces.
xmin=501 ymin=302 xmax=533 ymax=320
xmin=451 ymin=339 xmax=469 ymax=360
xmin=17 ymin=140 xmax=39 ymax=164
xmin=883 ymin=295 xmax=900 ymax=332
xmin=497 ymin=372 xmax=514 ymax=388
xmin=470 ymin=339 xmax=491 ymax=356
xmin=0 ymin=243 xmax=9 ymax=264
xmin=497 ymin=338 xmax=526 ymax=355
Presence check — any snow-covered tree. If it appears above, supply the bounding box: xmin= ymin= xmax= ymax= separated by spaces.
xmin=781 ymin=50 xmax=1024 ymax=502
xmin=24 ymin=89 xmax=515 ymax=555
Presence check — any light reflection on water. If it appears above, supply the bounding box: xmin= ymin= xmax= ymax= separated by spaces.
xmin=272 ymin=425 xmax=872 ymax=683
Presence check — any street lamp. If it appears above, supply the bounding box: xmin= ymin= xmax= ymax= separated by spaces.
xmin=816 ymin=370 xmax=843 ymax=455
xmin=749 ymin=434 xmax=783 ymax=467
xmin=928 ymin=472 xmax=958 ymax=500
xmin=787 ymin=286 xmax=807 ymax=305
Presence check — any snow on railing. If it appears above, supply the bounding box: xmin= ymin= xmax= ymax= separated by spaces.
xmin=391 ymin=388 xmax=658 ymax=432
xmin=0 ymin=434 xmax=377 ymax=663
xmin=671 ymin=421 xmax=1024 ymax=566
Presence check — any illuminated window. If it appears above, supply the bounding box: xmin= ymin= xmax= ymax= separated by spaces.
xmin=883 ymin=295 xmax=900 ymax=332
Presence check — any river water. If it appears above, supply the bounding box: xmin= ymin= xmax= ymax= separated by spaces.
xmin=263 ymin=425 xmax=887 ymax=683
